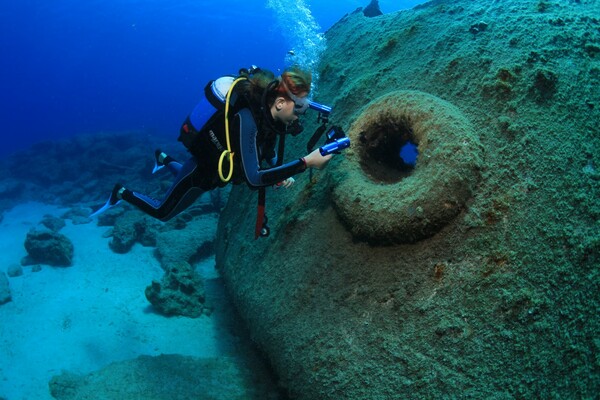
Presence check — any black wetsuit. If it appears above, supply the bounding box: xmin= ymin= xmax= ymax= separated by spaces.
xmin=120 ymin=92 xmax=307 ymax=221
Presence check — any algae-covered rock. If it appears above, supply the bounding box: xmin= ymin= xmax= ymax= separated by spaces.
xmin=41 ymin=214 xmax=66 ymax=232
xmin=155 ymin=213 xmax=217 ymax=269
xmin=331 ymin=90 xmax=482 ymax=244
xmin=22 ymin=229 xmax=74 ymax=267
xmin=60 ymin=206 xmax=94 ymax=225
xmin=49 ymin=354 xmax=280 ymax=400
xmin=216 ymin=0 xmax=600 ymax=398
xmin=109 ymin=210 xmax=160 ymax=254
xmin=145 ymin=262 xmax=206 ymax=317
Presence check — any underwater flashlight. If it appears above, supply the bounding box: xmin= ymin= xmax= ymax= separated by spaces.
xmin=309 ymin=101 xmax=332 ymax=115
xmin=320 ymin=137 xmax=351 ymax=156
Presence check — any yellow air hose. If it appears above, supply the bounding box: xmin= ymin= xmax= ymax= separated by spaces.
xmin=218 ymin=76 xmax=247 ymax=182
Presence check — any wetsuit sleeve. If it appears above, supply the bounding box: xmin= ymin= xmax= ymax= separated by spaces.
xmin=262 ymin=137 xmax=278 ymax=167
xmin=236 ymin=108 xmax=307 ymax=187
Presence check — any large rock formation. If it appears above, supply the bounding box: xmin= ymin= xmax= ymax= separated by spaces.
xmin=154 ymin=213 xmax=218 ymax=269
xmin=216 ymin=0 xmax=599 ymax=398
xmin=49 ymin=354 xmax=280 ymax=400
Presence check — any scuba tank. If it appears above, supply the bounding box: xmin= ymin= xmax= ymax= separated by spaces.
xmin=189 ymin=65 xmax=260 ymax=132
xmin=178 ymin=75 xmax=244 ymax=182
xmin=189 ymin=76 xmax=237 ymax=132
xmin=179 ymin=71 xmax=253 ymax=183
xmin=179 ymin=66 xmax=264 ymax=156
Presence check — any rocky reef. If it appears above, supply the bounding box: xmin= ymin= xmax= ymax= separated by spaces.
xmin=0 ymin=130 xmax=227 ymax=216
xmin=216 ymin=0 xmax=599 ymax=398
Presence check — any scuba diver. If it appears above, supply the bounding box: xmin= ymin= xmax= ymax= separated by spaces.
xmin=91 ymin=65 xmax=348 ymax=238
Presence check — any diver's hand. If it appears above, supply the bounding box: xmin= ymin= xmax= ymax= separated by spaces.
xmin=303 ymin=148 xmax=332 ymax=170
xmin=274 ymin=177 xmax=295 ymax=189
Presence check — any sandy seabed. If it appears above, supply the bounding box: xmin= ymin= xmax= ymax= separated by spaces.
xmin=0 ymin=202 xmax=229 ymax=400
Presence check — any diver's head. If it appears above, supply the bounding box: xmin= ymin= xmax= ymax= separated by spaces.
xmin=271 ymin=66 xmax=312 ymax=125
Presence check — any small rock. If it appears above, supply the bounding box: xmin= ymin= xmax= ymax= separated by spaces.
xmin=32 ymin=265 xmax=42 ymax=273
xmin=469 ymin=21 xmax=488 ymax=34
xmin=61 ymin=207 xmax=93 ymax=225
xmin=0 ymin=272 xmax=11 ymax=305
xmin=363 ymin=0 xmax=383 ymax=17
xmin=94 ymin=206 xmax=126 ymax=227
xmin=22 ymin=229 xmax=74 ymax=267
xmin=6 ymin=264 xmax=23 ymax=277
xmin=145 ymin=262 xmax=206 ymax=318
xmin=110 ymin=211 xmax=159 ymax=254
xmin=41 ymin=214 xmax=66 ymax=232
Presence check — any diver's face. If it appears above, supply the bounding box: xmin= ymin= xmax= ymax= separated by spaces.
xmin=272 ymin=94 xmax=307 ymax=125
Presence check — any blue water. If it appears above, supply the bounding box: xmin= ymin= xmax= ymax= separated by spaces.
xmin=0 ymin=0 xmax=425 ymax=157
